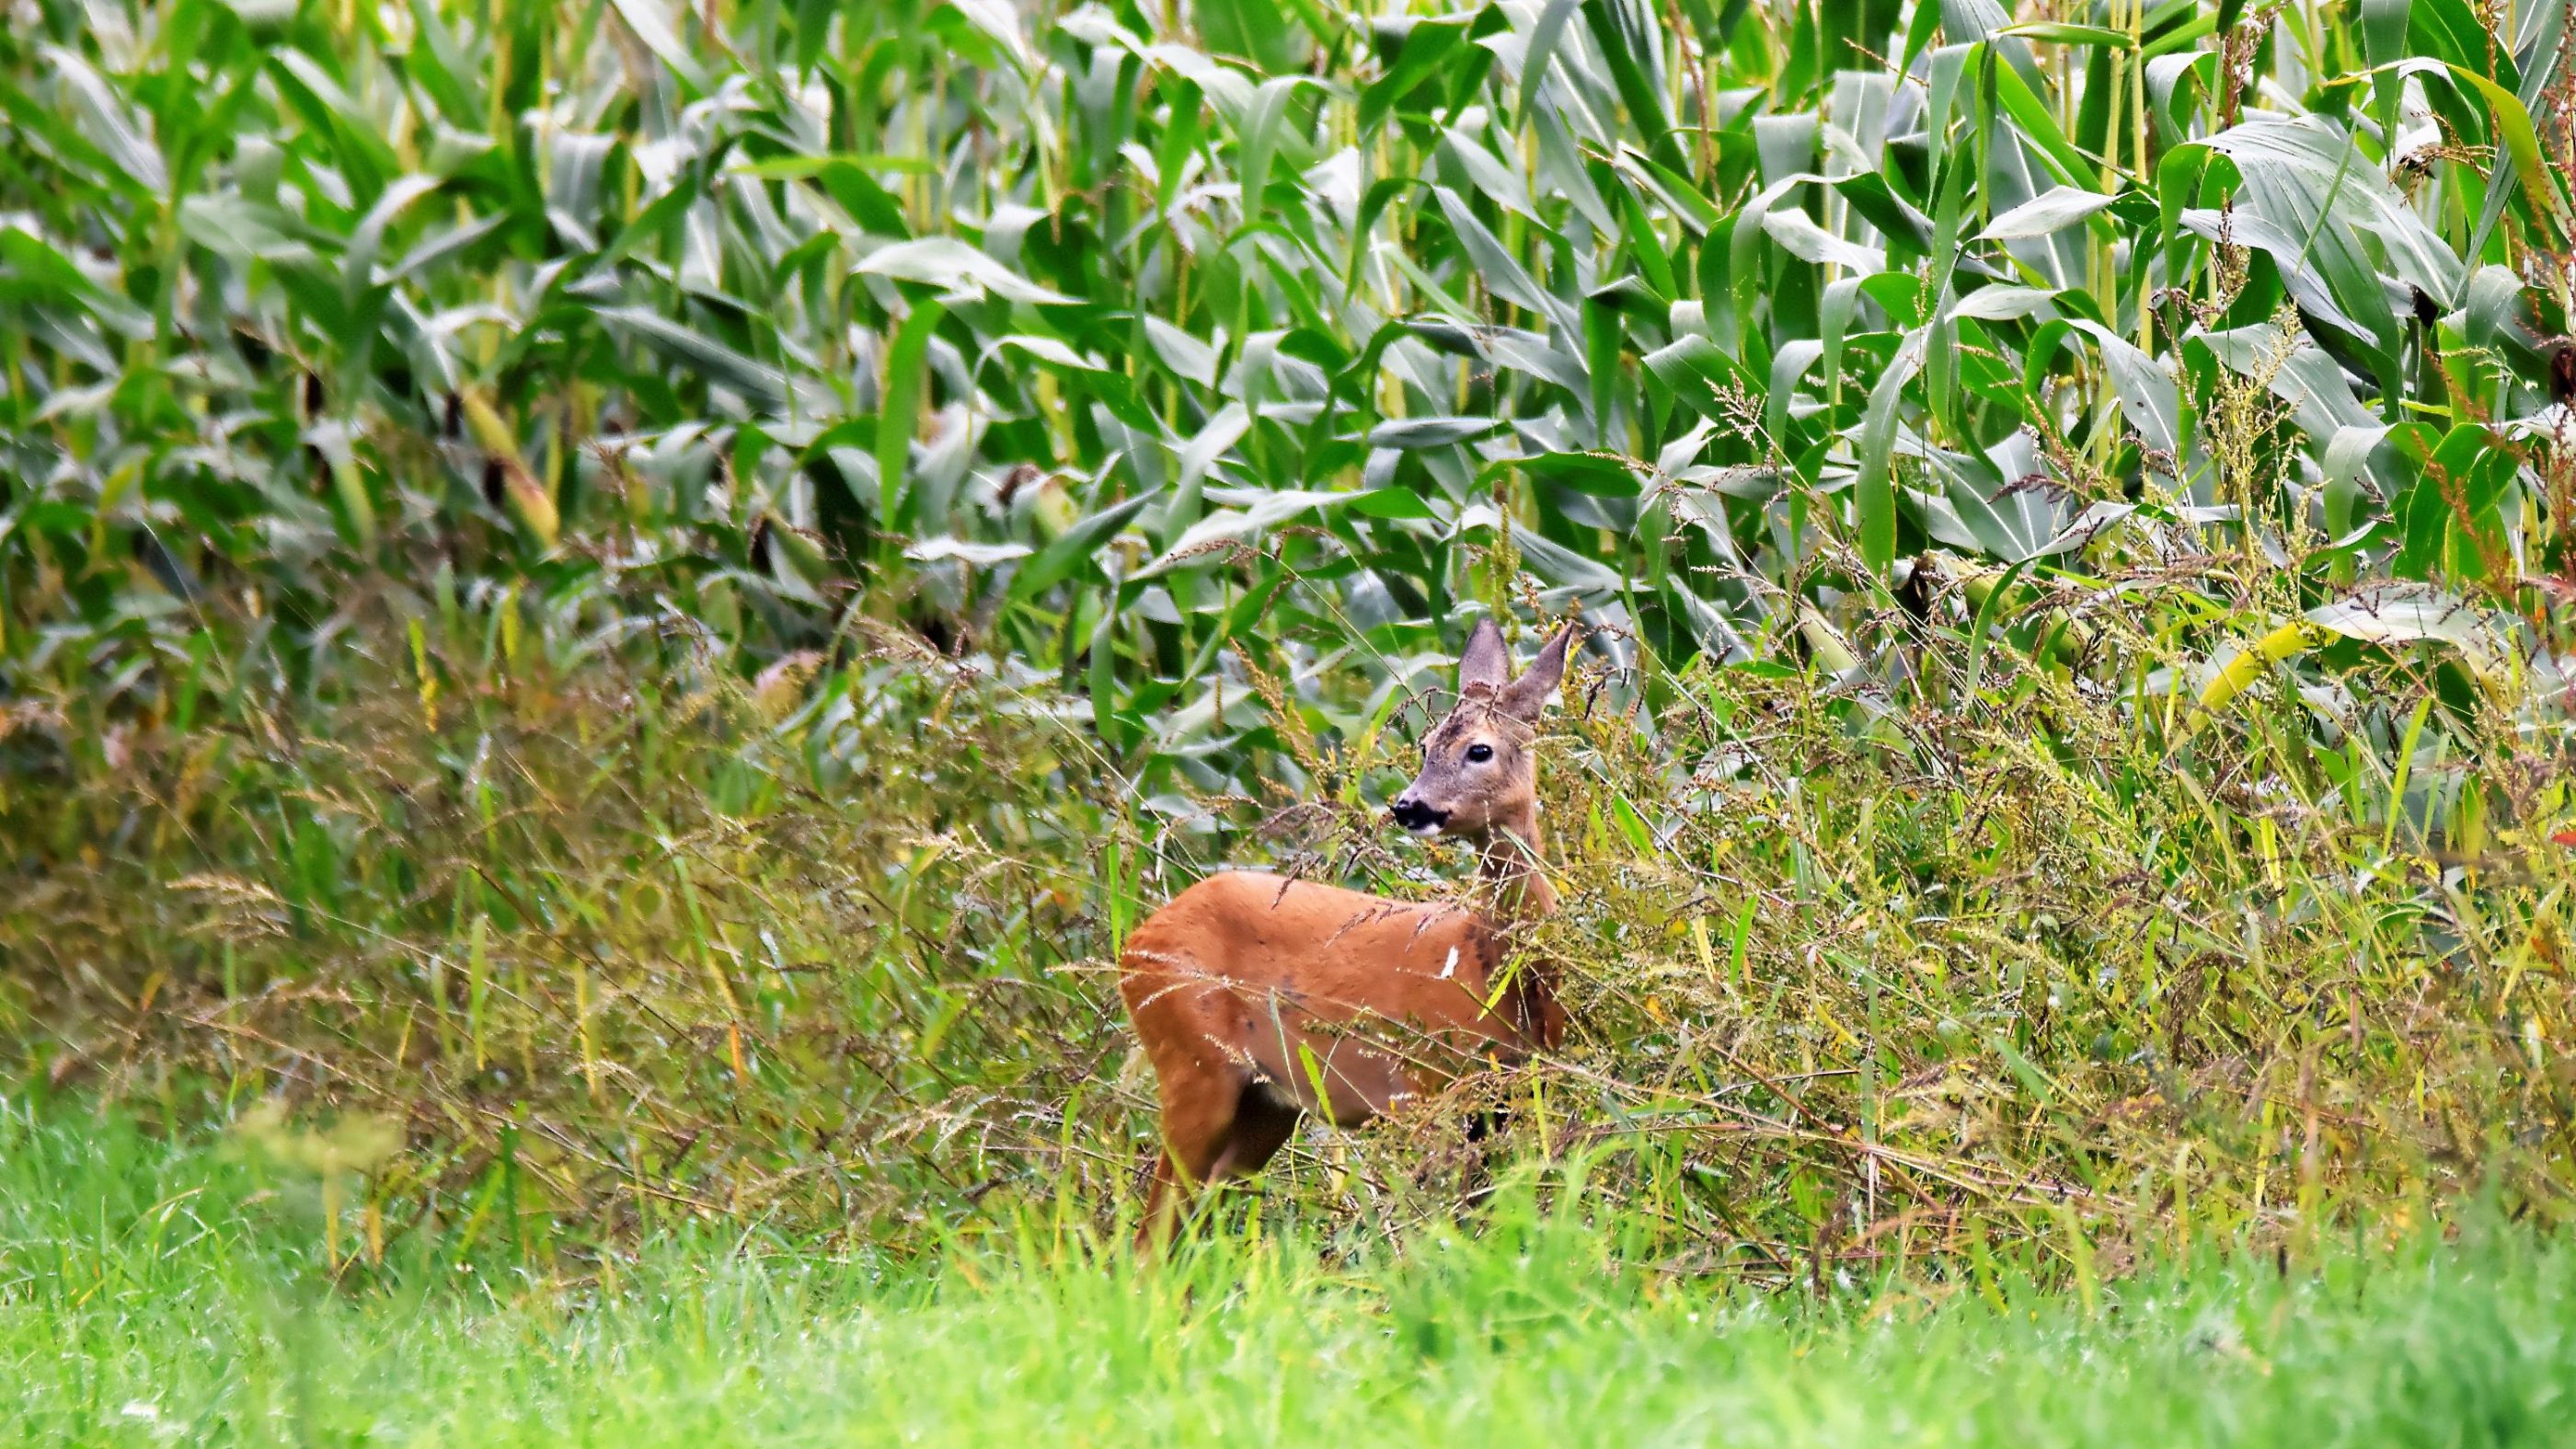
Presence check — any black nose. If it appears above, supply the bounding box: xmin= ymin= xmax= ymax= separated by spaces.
xmin=1390 ymin=797 xmax=1445 ymax=832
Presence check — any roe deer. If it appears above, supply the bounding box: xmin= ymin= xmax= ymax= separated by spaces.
xmin=1117 ymin=617 xmax=1579 ymax=1249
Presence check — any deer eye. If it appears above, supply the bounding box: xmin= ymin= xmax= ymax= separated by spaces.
xmin=1465 ymin=742 xmax=1494 ymax=764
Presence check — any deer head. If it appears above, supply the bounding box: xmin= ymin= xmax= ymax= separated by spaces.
xmin=1388 ymin=618 xmax=1574 ymax=845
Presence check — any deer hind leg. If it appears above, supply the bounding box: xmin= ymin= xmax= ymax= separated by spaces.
xmin=1137 ymin=1064 xmax=1247 ymax=1253
xmin=1207 ymin=1079 xmax=1301 ymax=1182
xmin=1138 ymin=1075 xmax=1307 ymax=1252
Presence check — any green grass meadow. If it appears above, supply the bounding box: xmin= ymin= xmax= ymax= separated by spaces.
xmin=6 ymin=1109 xmax=2572 ymax=1447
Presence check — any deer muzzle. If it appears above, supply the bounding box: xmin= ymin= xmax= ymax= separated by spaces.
xmin=1388 ymin=796 xmax=1447 ymax=835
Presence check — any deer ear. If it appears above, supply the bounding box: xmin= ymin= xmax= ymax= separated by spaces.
xmin=1494 ymin=623 xmax=1575 ymax=722
xmin=1457 ymin=617 xmax=1509 ymax=696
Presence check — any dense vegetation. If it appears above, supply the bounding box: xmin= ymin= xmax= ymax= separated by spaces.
xmin=5 ymin=0 xmax=2576 ymax=1294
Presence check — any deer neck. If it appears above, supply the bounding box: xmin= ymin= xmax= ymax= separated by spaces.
xmin=1477 ymin=807 xmax=1558 ymax=921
